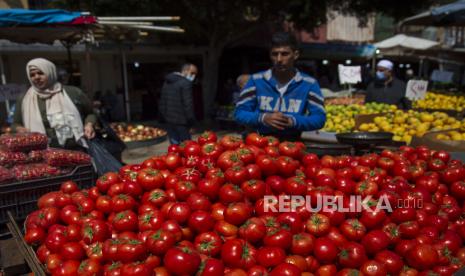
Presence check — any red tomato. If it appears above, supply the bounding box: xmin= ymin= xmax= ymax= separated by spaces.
xmin=224 ymin=202 xmax=252 ymax=226
xmin=194 ymin=231 xmax=223 ymax=256
xmin=338 ymin=241 xmax=368 ymax=269
xmin=406 ymin=244 xmax=439 ymax=270
xmin=24 ymin=227 xmax=46 ymax=245
xmin=145 ymin=229 xmax=176 ymax=256
xmin=60 ymin=242 xmax=85 ymax=260
xmin=374 ymin=250 xmax=404 ymax=274
xmin=313 ymin=237 xmax=338 ymax=264
xmin=197 ymin=258 xmax=225 ymax=276
xmin=360 ymin=260 xmax=387 ymax=276
xmin=197 ymin=130 xmax=217 ymax=145
xmin=238 ymin=217 xmax=266 ymax=244
xmin=221 ymin=239 xmax=257 ymax=270
xmin=305 ymin=213 xmax=330 ymax=237
xmin=340 ymin=219 xmax=367 ymax=241
xmin=164 ymin=245 xmax=201 ymax=275
xmin=361 ymin=229 xmax=390 ymax=255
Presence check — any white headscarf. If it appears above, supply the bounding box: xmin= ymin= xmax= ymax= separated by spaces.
xmin=22 ymin=58 xmax=84 ymax=146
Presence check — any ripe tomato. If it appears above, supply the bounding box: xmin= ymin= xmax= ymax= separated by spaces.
xmin=111 ymin=210 xmax=138 ymax=232
xmin=305 ymin=214 xmax=330 ymax=237
xmin=374 ymin=250 xmax=404 ymax=274
xmin=313 ymin=237 xmax=338 ymax=264
xmin=217 ymin=150 xmax=243 ymax=170
xmin=136 ymin=168 xmax=164 ymax=190
xmin=255 ymin=155 xmax=278 ymax=177
xmin=219 ymin=183 xmax=244 ymax=204
xmin=257 ymin=246 xmax=286 ymax=268
xmin=340 ymin=219 xmax=366 ymax=241
xmin=164 ymin=245 xmax=201 ymax=275
xmin=78 ymin=259 xmax=102 ymax=276
xmin=194 ymin=231 xmax=223 ymax=256
xmin=220 ymin=135 xmax=242 ymax=150
xmin=338 ymin=241 xmax=368 ymax=269
xmin=406 ymin=244 xmax=439 ymax=270
xmin=279 ymin=141 xmax=305 ymax=160
xmin=197 ymin=258 xmax=225 ymax=276
xmin=360 ymin=260 xmax=387 ymax=276
xmin=168 ymin=202 xmax=191 ymax=224
xmin=174 ymin=180 xmax=198 ymax=201
xmin=120 ymin=262 xmax=150 ymax=276
xmin=188 ymin=210 xmax=215 ymax=233
xmin=197 ymin=130 xmax=217 ymax=145
xmin=225 ymin=166 xmax=250 ymax=185
xmin=81 ymin=219 xmax=110 ymax=244
xmin=361 ymin=229 xmax=390 ymax=255
xmin=24 ymin=227 xmax=46 ymax=245
xmin=221 ymin=239 xmax=257 ymax=270
xmin=145 ymin=229 xmax=176 ymax=256
xmin=60 ymin=242 xmax=85 ymax=260
xmin=238 ymin=217 xmax=266 ymax=244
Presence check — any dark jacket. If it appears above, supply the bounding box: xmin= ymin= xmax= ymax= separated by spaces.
xmin=365 ymin=78 xmax=411 ymax=110
xmin=158 ymin=73 xmax=195 ymax=126
xmin=13 ymin=85 xmax=96 ymax=149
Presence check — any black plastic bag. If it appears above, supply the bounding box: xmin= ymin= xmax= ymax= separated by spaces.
xmin=95 ymin=116 xmax=126 ymax=162
xmin=87 ymin=138 xmax=122 ymax=176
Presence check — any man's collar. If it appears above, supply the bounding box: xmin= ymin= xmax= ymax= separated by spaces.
xmin=267 ymin=68 xmax=302 ymax=83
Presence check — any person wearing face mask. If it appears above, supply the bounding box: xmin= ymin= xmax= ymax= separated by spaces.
xmin=13 ymin=58 xmax=96 ymax=150
xmin=365 ymin=59 xmax=411 ymax=110
xmin=158 ymin=63 xmax=198 ymax=144
xmin=234 ymin=32 xmax=326 ymax=141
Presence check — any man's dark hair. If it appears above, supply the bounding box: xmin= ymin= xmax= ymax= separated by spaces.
xmin=271 ymin=32 xmax=299 ymax=51
xmin=180 ymin=63 xmax=195 ymax=72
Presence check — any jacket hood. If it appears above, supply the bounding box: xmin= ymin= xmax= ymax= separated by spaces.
xmin=165 ymin=72 xmax=185 ymax=83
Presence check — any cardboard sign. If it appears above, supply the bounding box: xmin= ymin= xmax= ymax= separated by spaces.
xmin=338 ymin=65 xmax=362 ymax=84
xmin=406 ymin=80 xmax=428 ymax=100
xmin=0 ymin=84 xmax=26 ymax=102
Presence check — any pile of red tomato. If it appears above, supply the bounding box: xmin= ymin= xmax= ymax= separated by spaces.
xmin=22 ymin=131 xmax=465 ymax=275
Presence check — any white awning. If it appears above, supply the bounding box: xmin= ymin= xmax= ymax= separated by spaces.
xmin=374 ymin=34 xmax=439 ymax=50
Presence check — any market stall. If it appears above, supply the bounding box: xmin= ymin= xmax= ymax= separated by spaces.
xmin=4 ymin=130 xmax=465 ymax=275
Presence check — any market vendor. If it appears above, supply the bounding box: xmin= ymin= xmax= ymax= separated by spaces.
xmin=365 ymin=59 xmax=411 ymax=110
xmin=234 ymin=32 xmax=326 ymax=141
xmin=12 ymin=58 xmax=97 ymax=150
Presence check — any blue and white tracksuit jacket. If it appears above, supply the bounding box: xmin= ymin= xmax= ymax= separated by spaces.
xmin=234 ymin=69 xmax=326 ymax=137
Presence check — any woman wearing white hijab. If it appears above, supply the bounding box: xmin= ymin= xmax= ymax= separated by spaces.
xmin=13 ymin=58 xmax=97 ymax=149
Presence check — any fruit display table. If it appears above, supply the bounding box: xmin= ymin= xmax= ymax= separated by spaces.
xmin=110 ymin=123 xmax=168 ymax=149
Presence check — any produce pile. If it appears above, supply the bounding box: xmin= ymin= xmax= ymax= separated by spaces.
xmin=111 ymin=123 xmax=167 ymax=143
xmin=436 ymin=130 xmax=465 ymax=141
xmin=323 ymin=102 xmax=397 ymax=133
xmin=0 ymin=132 xmax=91 ymax=183
xmin=324 ymin=95 xmax=365 ymax=106
xmin=413 ymin=92 xmax=465 ymax=112
xmin=22 ymin=131 xmax=465 ymax=275
xmin=358 ymin=110 xmax=464 ymax=144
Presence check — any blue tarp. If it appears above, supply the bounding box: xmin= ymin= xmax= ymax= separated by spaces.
xmin=0 ymin=9 xmax=81 ymax=27
xmin=431 ymin=0 xmax=465 ymax=25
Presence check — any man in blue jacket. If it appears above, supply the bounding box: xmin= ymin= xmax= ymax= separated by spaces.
xmin=234 ymin=32 xmax=326 ymax=141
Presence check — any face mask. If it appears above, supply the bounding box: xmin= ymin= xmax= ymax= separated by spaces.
xmin=186 ymin=74 xmax=196 ymax=82
xmin=376 ymin=71 xmax=386 ymax=80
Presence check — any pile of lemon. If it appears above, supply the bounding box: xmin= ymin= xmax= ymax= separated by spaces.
xmin=358 ymin=110 xmax=462 ymax=144
xmin=435 ymin=121 xmax=465 ymax=141
xmin=323 ymin=103 xmax=397 ymax=133
xmin=413 ymin=92 xmax=465 ymax=112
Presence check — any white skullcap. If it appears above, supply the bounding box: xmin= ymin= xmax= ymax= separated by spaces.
xmin=377 ymin=59 xmax=393 ymax=71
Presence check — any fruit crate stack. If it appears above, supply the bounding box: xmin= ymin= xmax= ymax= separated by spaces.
xmin=0 ymin=132 xmax=95 ymax=224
